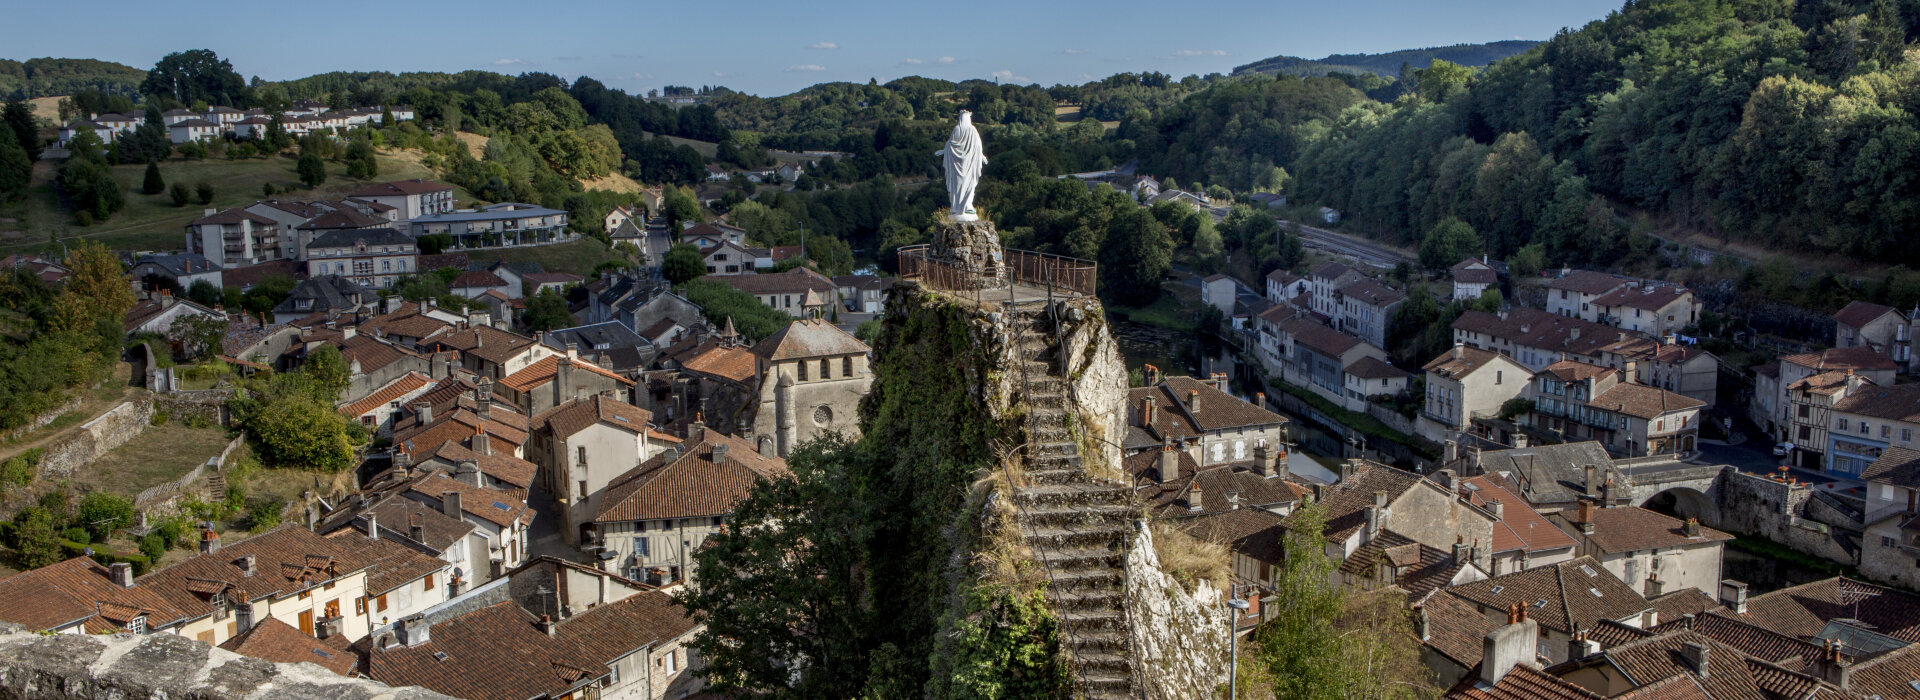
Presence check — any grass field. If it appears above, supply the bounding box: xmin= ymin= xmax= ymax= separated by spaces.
xmin=0 ymin=149 xmax=471 ymax=255
xmin=462 ymin=237 xmax=630 ymax=277
xmin=72 ymin=423 xmax=233 ymax=497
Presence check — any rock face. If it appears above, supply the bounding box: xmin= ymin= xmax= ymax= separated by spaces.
xmin=0 ymin=623 xmax=452 ymax=699
xmin=1124 ymin=523 xmax=1232 ymax=699
xmin=929 ymin=218 xmax=1007 ymax=289
xmin=1052 ymin=300 xmax=1128 ymax=476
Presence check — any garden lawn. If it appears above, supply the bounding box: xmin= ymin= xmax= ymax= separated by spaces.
xmin=461 ymin=237 xmax=629 ymax=278
xmin=72 ymin=424 xmax=233 ymax=497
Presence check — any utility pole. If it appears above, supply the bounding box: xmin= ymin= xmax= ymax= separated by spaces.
xmin=1227 ymin=592 xmax=1250 ymax=699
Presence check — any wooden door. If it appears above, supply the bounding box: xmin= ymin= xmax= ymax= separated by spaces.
xmin=298 ymin=610 xmax=314 ymax=636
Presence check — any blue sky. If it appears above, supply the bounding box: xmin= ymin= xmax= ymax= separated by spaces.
xmin=5 ymin=0 xmax=1625 ymax=96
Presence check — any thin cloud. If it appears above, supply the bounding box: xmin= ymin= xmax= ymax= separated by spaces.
xmin=937 ymin=56 xmax=956 ymax=64
xmin=713 ymin=71 xmax=727 ymax=78
xmin=1063 ymin=49 xmax=1089 ymax=55
xmin=787 ymin=64 xmax=827 ymax=72
xmin=903 ymin=58 xmax=924 ymax=65
xmin=1167 ymin=49 xmax=1228 ymax=59
xmin=990 ymin=70 xmax=1031 ymax=83
xmin=808 ymin=42 xmax=838 ymax=50
xmin=492 ymin=58 xmax=527 ymax=65
xmin=555 ymin=56 xmax=583 ymax=61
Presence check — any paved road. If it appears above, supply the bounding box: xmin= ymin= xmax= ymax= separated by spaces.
xmin=1694 ymin=436 xmax=1867 ymax=499
xmin=1276 ymin=219 xmax=1413 ymax=270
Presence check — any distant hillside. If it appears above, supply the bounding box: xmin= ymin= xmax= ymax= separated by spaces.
xmin=0 ymin=58 xmax=145 ymax=100
xmin=1231 ymin=40 xmax=1540 ymax=78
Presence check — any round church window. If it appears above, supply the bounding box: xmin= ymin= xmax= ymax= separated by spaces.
xmin=813 ymin=405 xmax=833 ymax=426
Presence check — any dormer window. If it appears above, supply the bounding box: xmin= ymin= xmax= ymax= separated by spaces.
xmin=126 ymin=616 xmax=146 ymax=633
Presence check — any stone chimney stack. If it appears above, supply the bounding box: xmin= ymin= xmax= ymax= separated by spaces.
xmin=1480 ymin=605 xmax=1540 ymax=686
xmin=1452 ymin=536 xmax=1472 ymax=565
xmin=1158 ymin=443 xmax=1178 ymax=484
xmin=537 ymin=614 xmax=557 ymax=637
xmin=409 ymin=515 xmax=424 ymax=543
xmin=1255 ymin=443 xmax=1282 ymax=479
xmin=200 ymin=526 xmax=221 ymax=554
xmin=1487 ymin=499 xmax=1504 ymax=521
xmin=1434 ymin=468 xmax=1455 ymax=491
xmin=758 ymin=434 xmax=775 ymax=456
xmin=109 ymin=562 xmax=134 ymax=588
xmin=1578 ymin=500 xmax=1597 ymax=535
xmin=1645 ymin=573 xmax=1665 ymax=598
xmin=1569 ymin=630 xmax=1601 ymax=660
xmin=456 ymin=461 xmax=482 ymax=488
xmin=413 ymin=401 xmax=433 ymax=426
xmin=442 ymin=491 xmax=463 ymax=520
xmin=400 ymin=615 xmax=431 ymax=647
xmin=1453 ymin=342 xmax=1464 ymax=360
xmin=1185 ymin=484 xmax=1202 ymax=512
xmin=1584 ymin=465 xmax=1600 ymax=498
xmin=1140 ymin=397 xmax=1156 ymax=428
xmin=365 ymin=512 xmax=379 ymax=540
xmin=690 ymin=413 xmax=706 ymax=443
xmin=1186 ymin=390 xmax=1200 ymax=413
xmin=1680 ymin=641 xmax=1710 ymax=678
xmin=1445 ymin=439 xmax=1458 ymax=465
xmin=1684 ymin=517 xmax=1702 ymax=538
xmin=1814 ymin=639 xmax=1852 ymax=688
xmin=555 ymin=356 xmax=575 ymax=406
xmin=712 ymin=443 xmax=729 ymax=463
xmin=1719 ymin=580 xmax=1749 ymax=614
xmin=471 ymin=425 xmax=490 ymax=456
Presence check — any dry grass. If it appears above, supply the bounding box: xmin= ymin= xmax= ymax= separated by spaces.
xmin=74 ymin=424 xmax=233 ymax=496
xmin=1150 ymin=519 xmax=1231 ymax=594
xmin=453 ymin=131 xmax=489 ymax=158
xmin=27 ymin=97 xmax=63 ymax=123
xmin=580 ymin=171 xmax=644 ymax=193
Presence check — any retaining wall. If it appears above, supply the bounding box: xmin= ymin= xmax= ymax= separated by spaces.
xmin=0 ymin=395 xmax=82 ymax=443
xmin=1716 ymin=469 xmax=1856 ymax=565
xmin=38 ymin=398 xmax=153 ymax=479
xmin=134 ymin=431 xmax=246 ymax=515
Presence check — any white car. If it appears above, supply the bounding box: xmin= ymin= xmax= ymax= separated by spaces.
xmin=1773 ymin=442 xmax=1794 ymax=457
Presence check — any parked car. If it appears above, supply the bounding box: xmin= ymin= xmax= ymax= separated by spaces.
xmin=1773 ymin=441 xmax=1794 ymax=457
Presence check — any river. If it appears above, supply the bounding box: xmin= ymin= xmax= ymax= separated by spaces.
xmin=1719 ymin=544 xmax=1836 ymax=595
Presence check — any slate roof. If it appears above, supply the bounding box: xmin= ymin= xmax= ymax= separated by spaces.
xmin=1563 ymin=506 xmax=1730 ymax=555
xmin=307 ymin=227 xmax=413 ymax=249
xmin=273 ymin=276 xmax=369 ymax=317
xmin=1453 ymin=308 xmax=1619 ymax=359
xmin=1834 ymin=300 xmax=1903 ymax=329
xmin=1722 ymin=576 xmax=1920 ymax=644
xmin=1830 ymin=381 xmax=1920 ymax=422
xmin=1588 ymin=383 xmax=1706 ymax=420
xmin=1547 ymin=270 xmax=1632 ymax=295
xmin=1862 ymin=445 xmax=1920 ymax=487
xmin=753 ymin=318 xmax=869 ymax=361
xmin=350 ymin=179 xmax=453 ymax=197
xmin=219 ymin=617 xmax=358 ymax=675
xmin=1472 ymin=441 xmax=1617 ymax=509
xmin=1345 ymin=356 xmax=1409 ymax=380
xmin=297 ymin=209 xmax=388 ymax=231
xmin=541 ymin=322 xmax=651 ymax=368
xmin=1780 ymin=346 xmax=1898 ymax=373
xmin=532 ymin=395 xmax=652 ymax=441
xmin=499 ymin=355 xmax=633 ymax=393
xmin=134 ymin=253 xmax=221 ymax=277
xmin=190 ymin=207 xmax=278 ymax=227
xmin=1460 ymin=475 xmax=1577 ymax=556
xmin=1128 ymin=376 xmax=1288 ymax=443
xmin=1447 ymin=556 xmax=1651 ymax=634
xmin=594 ymin=432 xmax=788 ymax=523
xmin=1452 ymin=259 xmax=1498 ymax=284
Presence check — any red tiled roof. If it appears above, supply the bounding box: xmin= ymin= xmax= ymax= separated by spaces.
xmin=1834 ymin=300 xmax=1902 ymax=330
xmin=1452 ymin=259 xmax=1498 ymax=284
xmin=450 ymin=270 xmax=509 ymax=289
xmin=219 ymin=617 xmax=358 ymax=676
xmin=594 ymin=432 xmax=788 ymax=523
xmin=341 ymin=371 xmax=434 ymax=417
xmin=406 ymin=473 xmax=532 ymax=528
xmin=1589 ymin=383 xmax=1706 ymax=420
xmin=415 ymin=440 xmax=539 ymax=490
xmin=1443 ymin=665 xmax=1603 ymax=700
xmin=1564 ymin=506 xmax=1731 ymax=555
xmin=1780 ymin=346 xmax=1898 ymax=372
xmin=681 ymin=342 xmax=759 ymax=383
xmin=531 ymin=395 xmax=652 ymax=440
xmin=1461 ymin=476 xmax=1576 ymax=556
xmin=500 ymin=355 xmax=633 ymax=392
xmin=350 ymin=179 xmax=453 ymax=197
xmin=1448 ymin=556 xmax=1651 ymax=635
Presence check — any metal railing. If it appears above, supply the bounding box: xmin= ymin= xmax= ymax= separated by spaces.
xmin=897 ymin=244 xmax=1098 ymax=297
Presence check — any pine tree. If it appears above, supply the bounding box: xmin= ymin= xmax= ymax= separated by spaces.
xmin=0 ymin=129 xmax=29 ymax=200
xmin=141 ymin=161 xmax=164 ymax=195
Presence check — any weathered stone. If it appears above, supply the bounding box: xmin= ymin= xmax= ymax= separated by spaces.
xmin=929 ymin=218 xmax=1007 ymax=289
xmin=0 ymin=631 xmax=454 ymax=700
xmin=1125 ymin=523 xmax=1232 ymax=700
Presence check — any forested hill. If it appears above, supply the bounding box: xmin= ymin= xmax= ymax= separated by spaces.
xmin=0 ymin=58 xmax=145 ymax=100
xmin=1230 ymin=40 xmax=1540 ymax=77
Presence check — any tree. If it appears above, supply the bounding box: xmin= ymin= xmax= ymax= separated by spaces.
xmin=141 ymin=49 xmax=248 ymax=107
xmin=194 ymin=180 xmax=213 ymax=205
xmin=1256 ymin=501 xmax=1347 ymax=698
xmin=1472 ymin=287 xmax=1503 ymax=313
xmin=1506 ymin=243 xmax=1545 ymax=278
xmin=1418 ymin=218 xmax=1483 ymax=271
xmin=141 ymin=161 xmax=164 ymax=194
xmin=185 ymin=279 xmax=223 ymax=307
xmin=662 ymin=185 xmax=702 ymax=230
xmin=248 ymin=393 xmax=355 ymax=471
xmin=302 ymin=345 xmax=352 ymax=400
xmin=168 ymin=313 xmax=227 ymax=360
xmin=521 ymin=289 xmax=572 ymax=332
xmin=169 ymin=182 xmax=189 ymax=207
xmin=1100 ymin=207 xmax=1173 ymax=306
xmin=76 ymin=492 xmax=135 ymax=542
xmin=0 ymin=128 xmax=29 ymax=200
xmin=53 ymin=242 xmax=134 ymax=340
xmin=662 ymin=243 xmax=705 ymax=285
xmin=344 ymin=138 xmax=378 ymax=179
xmin=297 ymin=150 xmax=326 ymax=187
xmin=2 ymin=101 xmax=37 ymax=161
xmin=9 ymin=507 xmax=62 ymax=570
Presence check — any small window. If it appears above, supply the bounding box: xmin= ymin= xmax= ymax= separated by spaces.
xmin=820 ymin=358 xmax=831 ymax=379
xmin=423 ymin=573 xmax=435 ymax=591
xmin=843 ymin=357 xmax=853 ymax=376
xmin=1495 ymin=371 xmax=1502 ymax=385
xmin=798 ymin=362 xmax=808 ymax=381
xmin=355 ymin=597 xmax=368 ymax=615
xmin=1841 ymin=418 xmax=1851 ymax=431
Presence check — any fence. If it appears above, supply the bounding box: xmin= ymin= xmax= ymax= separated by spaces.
xmin=898 ymin=245 xmax=1098 ymax=297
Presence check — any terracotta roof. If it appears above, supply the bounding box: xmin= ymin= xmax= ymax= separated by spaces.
xmin=1421 ymin=590 xmax=1500 ymax=669
xmin=1299 ymin=461 xmax=1426 ymax=542
xmin=1281 ymin=316 xmax=1365 ymax=357
xmin=705 ymin=266 xmax=836 ymax=295
xmin=1547 ymin=270 xmax=1632 ymax=295
xmin=1452 ymin=259 xmax=1498 ymax=284
xmin=532 ymin=395 xmax=652 ymax=441
xmin=1542 ymin=360 xmax=1615 ymax=384
xmin=298 ymin=209 xmax=388 ymax=231
xmin=1786 ymin=370 xmax=1856 ymax=396
xmin=1345 ymin=356 xmax=1409 ymax=380
xmin=1125 ymin=450 xmax=1308 ymax=519
xmin=1593 ymin=285 xmax=1692 ymax=312
xmin=1185 ymin=508 xmax=1288 ymax=564
xmin=1312 ymin=261 xmax=1357 ymax=281
xmin=1593 ymin=630 xmax=1773 ymax=700
xmin=450 ymin=270 xmax=509 ymax=289
xmin=0 ymin=556 xmax=187 ymax=632
xmin=349 ymin=179 xmax=453 ymax=197
xmin=1591 ymin=618 xmax=1657 ymax=647
xmin=1610 ymin=674 xmax=1714 ymax=700
xmin=1645 ymin=589 xmax=1720 ymax=623
xmin=1843 ymin=643 xmax=1920 ymax=699
xmin=1830 ymin=380 xmax=1920 ymax=422
xmin=219 ymin=617 xmax=358 ymax=676
xmin=1460 ymin=476 xmax=1576 ymax=555
xmin=1722 ymin=576 xmax=1920 ymax=644
xmin=365 ymin=601 xmax=597 ymax=700
xmin=547 ymin=589 xmax=698 ymax=667
xmin=1337 ymin=277 xmax=1405 ymax=307
xmin=752 ymin=318 xmax=870 ymax=361
xmin=190 ymin=207 xmax=278 ymax=227
xmin=1337 ymin=530 xmax=1467 ymax=597
xmin=360 ymin=305 xmax=455 ymax=341
xmin=338 ymin=333 xmax=423 ymax=374
xmin=1562 ymin=506 xmax=1730 ymax=555
xmin=1442 ymin=664 xmax=1603 ymax=700
xmin=1453 ymin=309 xmax=1617 ymax=359
xmin=500 ymin=355 xmax=634 ymax=393
xmin=681 ymin=343 xmax=759 ymax=383
xmin=322 ymin=529 xmax=449 ymax=597
xmin=1424 ymin=346 xmax=1520 ymax=380
xmin=1834 ymin=300 xmax=1903 ymax=329
xmin=1448 ymin=556 xmax=1651 ymax=635
xmin=416 ymin=440 xmax=538 ymax=489
xmin=137 ymin=527 xmax=373 ymax=628
xmin=1863 ymin=445 xmax=1920 ymax=487
xmin=1589 ymin=383 xmax=1705 ymax=420
xmin=341 ymin=371 xmax=434 ymax=417
xmin=1128 ymin=376 xmax=1287 ymax=442
xmin=394 ymin=406 xmax=530 ymax=457
xmin=405 ymin=473 xmax=532 ymax=528
xmin=594 ymin=432 xmax=788 ymax=523
xmin=1660 ymin=612 xmax=1833 ymax=672
xmin=435 ymin=326 xmax=539 ymax=365
xmin=1780 ymin=346 xmax=1898 ymax=373
xmin=418 ymin=253 xmax=470 ymax=271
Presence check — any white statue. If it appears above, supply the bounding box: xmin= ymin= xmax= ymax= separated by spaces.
xmin=937 ymin=110 xmax=987 ymax=221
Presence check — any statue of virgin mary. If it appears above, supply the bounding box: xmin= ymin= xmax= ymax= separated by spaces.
xmin=937 ymin=110 xmax=987 ymax=221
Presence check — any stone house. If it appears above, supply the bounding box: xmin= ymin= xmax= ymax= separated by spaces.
xmin=431 ymin=326 xmax=556 ymax=380
xmin=339 ymin=371 xmax=437 ymax=437
xmin=1823 ymin=379 xmax=1920 ymax=477
xmin=1342 ymin=357 xmax=1410 ymax=410
xmin=1455 ymin=473 xmax=1578 ymax=575
xmin=1773 ymin=346 xmax=1898 ymax=451
xmin=700 ymin=240 xmax=756 ymax=275
xmin=593 ymin=428 xmax=788 ymax=586
xmin=1589 ymin=283 xmax=1701 ymax=338
xmin=1834 ymin=300 xmax=1914 ymax=371
xmin=706 ymin=267 xmax=838 ymax=318
xmin=528 ymin=395 xmax=660 ymax=547
xmin=1124 ymin=374 xmax=1289 ymax=467
xmin=1549 ymin=502 xmax=1732 ymax=598
xmin=322 ymin=524 xmax=457 ymax=634
xmin=314 ymin=480 xmax=493 ymax=591
xmin=271 ymin=276 xmax=372 ymax=325
xmin=1527 ymin=360 xmax=1704 ymax=457
xmin=1418 ymin=345 xmax=1533 ymax=444
xmin=643 ymin=335 xmax=759 ymax=433
xmin=1596 ymin=335 xmax=1719 ymax=406
xmin=1861 ymin=448 xmax=1920 ymax=590
xmin=1306 ymin=460 xmax=1499 ymax=574
xmin=303 ymin=227 xmax=418 ymax=289
xmin=123 ymin=290 xmax=224 ymax=338
xmin=1544 ymin=269 xmax=1634 ymax=321
xmin=1452 ymin=308 xmax=1618 ymax=373
xmin=497 ymin=351 xmax=635 ymax=416
xmin=748 ymin=318 xmax=873 ymax=456
xmin=1308 ymin=261 xmax=1365 ymax=321
xmin=1265 ymin=269 xmax=1309 ymax=308
xmin=1451 ymin=257 xmax=1497 ymax=301
xmin=1335 ymin=529 xmax=1487 ymax=599
xmin=1201 ymin=273 xmax=1239 ymax=318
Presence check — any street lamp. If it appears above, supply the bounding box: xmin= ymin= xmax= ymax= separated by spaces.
xmin=1227 ymin=596 xmax=1251 ymax=700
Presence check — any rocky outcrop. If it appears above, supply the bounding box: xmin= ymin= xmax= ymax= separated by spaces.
xmin=0 ymin=623 xmax=451 ymax=699
xmin=930 ymin=218 xmax=1007 ymax=289
xmin=1124 ymin=523 xmax=1231 ymax=699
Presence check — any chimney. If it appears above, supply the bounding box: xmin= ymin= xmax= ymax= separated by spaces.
xmin=1480 ymin=605 xmax=1540 ymax=685
xmin=1444 ymin=440 xmax=1458 ymax=464
xmin=400 ymin=614 xmax=432 ymax=647
xmin=409 ymin=515 xmax=424 ymax=543
xmin=203 ymin=208 xmax=217 ymax=217
xmin=1139 ymin=397 xmax=1156 ymax=428
xmin=1680 ymin=641 xmax=1710 ymax=678
xmin=365 ymin=512 xmax=379 ymax=540
xmin=555 ymin=356 xmax=575 ymax=405
xmin=1255 ymin=392 xmax=1266 ymax=411
xmin=1186 ymin=390 xmax=1200 ymax=413
xmin=239 ymin=554 xmax=257 ymax=578
xmin=690 ymin=413 xmax=706 ymax=443
xmin=537 ymin=614 xmax=557 ymax=637
xmin=1645 ymin=573 xmax=1665 ymax=598
xmin=471 ymin=426 xmax=490 ymax=456
xmin=1583 ymin=465 xmax=1599 ymax=498
xmin=1470 ymin=446 xmax=1482 ymax=474
xmin=758 ymin=434 xmax=775 ymax=456
xmin=413 ymin=401 xmax=433 ymax=426
xmin=1814 ymin=640 xmax=1852 ymax=688
xmin=1212 ymin=372 xmax=1228 ymax=392
xmin=1339 ymin=459 xmax=1360 ymax=483
xmin=712 ymin=443 xmax=729 ymax=463
xmin=1186 ymin=484 xmax=1203 ymax=512
xmin=1255 ymin=443 xmax=1278 ymax=478
xmin=456 ymin=461 xmax=482 ymax=488
xmin=566 ymin=342 xmax=579 ymax=361
xmin=108 ymin=562 xmax=134 ymax=588
xmin=1719 ymin=580 xmax=1749 ymax=614
xmin=1684 ymin=517 xmax=1701 ymax=538
xmin=158 ymin=288 xmax=174 ymax=309
xmin=1434 ymin=468 xmax=1455 ymax=491
xmin=235 ymin=603 xmax=254 ymax=634
xmin=200 ymin=526 xmax=221 ymax=553
xmin=1569 ymin=630 xmax=1601 ymax=660
xmin=1452 ymin=342 xmax=1464 ymax=360
xmin=1487 ymin=499 xmax=1504 ymax=521
xmin=1365 ymin=504 xmax=1382 ymax=536
xmin=442 ymin=490 xmax=463 ymax=519
xmin=1158 ymin=443 xmax=1178 ymax=484
xmin=1452 ymin=536 xmax=1472 ymax=564
xmin=1144 ymin=363 xmax=1161 ymax=385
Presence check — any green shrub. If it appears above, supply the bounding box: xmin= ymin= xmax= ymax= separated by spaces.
xmin=150 ymin=410 xmax=170 ymax=426
xmin=64 ymin=526 xmax=90 ymax=544
xmin=0 ymin=448 xmax=41 ymax=490
xmin=77 ymin=492 xmax=135 ymax=542
xmin=245 ymin=497 xmax=284 ymax=533
xmin=156 ymin=517 xmax=186 ymax=549
xmin=138 ymin=533 xmax=165 ymax=562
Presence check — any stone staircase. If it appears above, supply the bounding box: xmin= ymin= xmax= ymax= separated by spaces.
xmin=203 ymin=470 xmax=227 ymax=502
xmin=1006 ymin=308 xmax=1141 ymax=699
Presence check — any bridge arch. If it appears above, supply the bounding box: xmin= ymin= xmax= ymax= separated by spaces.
xmin=1641 ymin=486 xmax=1718 ymax=525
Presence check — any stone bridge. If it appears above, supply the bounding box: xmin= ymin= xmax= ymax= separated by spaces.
xmin=1613 ymin=459 xmax=1858 ymax=566
xmin=1617 ymin=460 xmax=1729 ymax=525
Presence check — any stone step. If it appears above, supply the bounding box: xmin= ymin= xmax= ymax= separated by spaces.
xmin=1069 ymin=651 xmax=1134 ymax=673
xmin=1041 ymin=567 xmax=1123 ymax=592
xmin=1028 ymin=452 xmax=1081 ymax=469
xmin=1058 ymin=610 xmax=1129 ymax=635
xmin=1012 ymin=483 xmax=1132 ymax=508
xmin=1032 ymin=546 xmax=1125 ymax=571
xmin=1048 ymin=587 xmax=1127 ymax=612
xmin=1024 ymin=468 xmax=1087 ymax=486
xmin=1026 ymin=524 xmax=1129 ymax=550
xmin=1021 ymin=503 xmax=1134 ymax=528
xmin=1030 ymin=441 xmax=1078 ymax=457
xmin=1062 ymin=630 xmax=1131 ymax=654
xmin=1082 ymin=675 xmax=1137 ymax=700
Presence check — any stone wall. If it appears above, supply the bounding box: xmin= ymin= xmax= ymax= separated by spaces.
xmin=38 ymin=398 xmax=153 ymax=480
xmin=135 ymin=431 xmax=246 ymax=514
xmin=1715 ymin=469 xmax=1857 ymax=565
xmin=154 ymin=390 xmax=231 ymax=426
xmin=1124 ymin=523 xmax=1231 ymax=700
xmin=0 ymin=395 xmax=81 ymax=443
xmin=0 ymin=622 xmax=452 ymax=699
